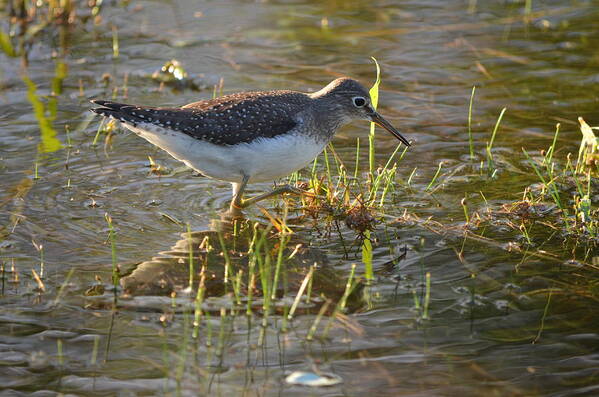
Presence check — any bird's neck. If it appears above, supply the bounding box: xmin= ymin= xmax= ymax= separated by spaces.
xmin=302 ymin=98 xmax=350 ymax=143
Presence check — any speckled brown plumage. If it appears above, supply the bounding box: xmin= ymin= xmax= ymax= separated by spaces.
xmin=91 ymin=90 xmax=312 ymax=146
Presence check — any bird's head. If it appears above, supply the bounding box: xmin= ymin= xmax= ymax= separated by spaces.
xmin=311 ymin=77 xmax=410 ymax=146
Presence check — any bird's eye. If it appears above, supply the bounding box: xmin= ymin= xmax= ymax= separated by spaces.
xmin=353 ymin=96 xmax=366 ymax=107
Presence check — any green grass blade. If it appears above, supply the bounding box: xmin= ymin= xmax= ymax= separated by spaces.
xmin=468 ymin=86 xmax=476 ymax=160
xmin=362 ymin=230 xmax=373 ymax=280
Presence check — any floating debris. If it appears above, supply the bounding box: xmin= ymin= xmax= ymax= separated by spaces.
xmin=151 ymin=59 xmax=204 ymax=91
xmin=284 ymin=371 xmax=342 ymax=387
xmin=147 ymin=156 xmax=171 ymax=176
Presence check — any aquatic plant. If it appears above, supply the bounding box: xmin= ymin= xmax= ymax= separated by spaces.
xmin=1 ymin=0 xmax=117 ymax=61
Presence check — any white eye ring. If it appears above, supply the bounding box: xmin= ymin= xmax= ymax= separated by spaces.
xmin=352 ymin=96 xmax=367 ymax=107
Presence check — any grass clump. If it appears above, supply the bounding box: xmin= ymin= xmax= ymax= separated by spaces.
xmin=519 ymin=118 xmax=598 ymax=244
xmin=1 ymin=0 xmax=116 ymax=60
xmin=467 ymin=119 xmax=598 ymax=255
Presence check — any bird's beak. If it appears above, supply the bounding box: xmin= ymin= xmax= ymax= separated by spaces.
xmin=368 ymin=110 xmax=410 ymax=147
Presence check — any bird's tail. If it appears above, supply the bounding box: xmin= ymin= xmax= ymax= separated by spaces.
xmin=90 ymin=100 xmax=141 ymax=126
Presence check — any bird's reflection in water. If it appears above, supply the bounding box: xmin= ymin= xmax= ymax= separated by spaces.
xmin=119 ymin=212 xmax=363 ymax=315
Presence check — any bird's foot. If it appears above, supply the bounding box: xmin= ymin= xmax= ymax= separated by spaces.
xmin=235 ymin=184 xmax=313 ymax=209
xmin=226 ymin=201 xmax=246 ymax=219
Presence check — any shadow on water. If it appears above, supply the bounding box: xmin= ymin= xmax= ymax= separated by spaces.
xmin=117 ymin=215 xmax=363 ymax=312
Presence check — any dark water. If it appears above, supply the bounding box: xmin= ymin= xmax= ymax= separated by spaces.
xmin=1 ymin=0 xmax=598 ymax=395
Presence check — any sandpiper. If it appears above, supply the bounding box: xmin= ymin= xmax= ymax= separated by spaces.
xmin=91 ymin=77 xmax=410 ymax=213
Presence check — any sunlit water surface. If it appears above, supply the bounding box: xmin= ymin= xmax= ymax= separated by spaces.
xmin=1 ymin=0 xmax=599 ymax=395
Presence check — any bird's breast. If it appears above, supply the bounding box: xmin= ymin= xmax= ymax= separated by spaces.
xmin=231 ymin=132 xmax=328 ymax=183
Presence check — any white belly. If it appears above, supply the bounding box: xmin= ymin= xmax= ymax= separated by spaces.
xmin=125 ymin=123 xmax=327 ymax=183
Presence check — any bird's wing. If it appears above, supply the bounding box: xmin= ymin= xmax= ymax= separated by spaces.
xmin=90 ymin=91 xmax=310 ymax=146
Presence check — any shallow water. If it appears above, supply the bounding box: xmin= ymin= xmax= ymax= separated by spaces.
xmin=1 ymin=0 xmax=599 ymax=395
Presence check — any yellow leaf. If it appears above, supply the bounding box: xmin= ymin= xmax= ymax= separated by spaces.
xmin=23 ymin=75 xmax=62 ymax=153
xmin=369 ymin=57 xmax=381 ymax=110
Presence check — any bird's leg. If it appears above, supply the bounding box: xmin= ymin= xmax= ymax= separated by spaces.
xmin=240 ymin=184 xmax=313 ymax=208
xmin=230 ymin=177 xmax=315 ymax=213
xmin=229 ymin=175 xmax=250 ymax=215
